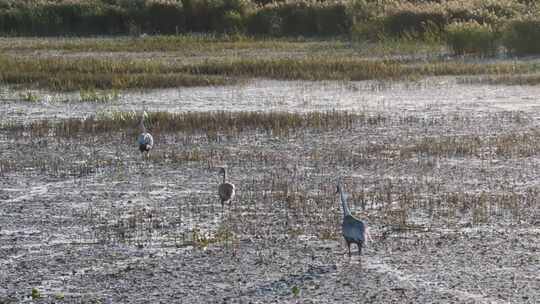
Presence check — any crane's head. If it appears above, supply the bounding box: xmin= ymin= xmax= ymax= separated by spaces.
xmin=140 ymin=111 xmax=149 ymax=121
xmin=139 ymin=110 xmax=152 ymax=131
xmin=335 ymin=178 xmax=344 ymax=194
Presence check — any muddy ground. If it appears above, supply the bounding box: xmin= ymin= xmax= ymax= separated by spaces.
xmin=1 ymin=79 xmax=539 ymax=303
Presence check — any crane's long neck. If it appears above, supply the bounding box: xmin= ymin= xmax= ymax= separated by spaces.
xmin=222 ymin=169 xmax=227 ymax=184
xmin=339 ymin=185 xmax=351 ymax=217
xmin=139 ymin=116 xmax=147 ymax=133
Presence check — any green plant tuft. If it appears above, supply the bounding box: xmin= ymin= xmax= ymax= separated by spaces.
xmin=19 ymin=91 xmax=39 ymax=102
xmin=31 ymin=288 xmax=41 ymax=299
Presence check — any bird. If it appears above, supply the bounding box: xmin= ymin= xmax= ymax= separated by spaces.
xmin=137 ymin=112 xmax=154 ymax=159
xmin=336 ymin=180 xmax=368 ymax=257
xmin=218 ymin=167 xmax=235 ymax=211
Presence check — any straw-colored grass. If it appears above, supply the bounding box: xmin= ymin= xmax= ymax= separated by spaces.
xmin=3 ymin=111 xmax=369 ymax=138
xmin=1 ymin=53 xmax=539 ymax=91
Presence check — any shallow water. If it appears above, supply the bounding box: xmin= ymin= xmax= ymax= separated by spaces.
xmin=3 ymin=78 xmax=540 ymax=124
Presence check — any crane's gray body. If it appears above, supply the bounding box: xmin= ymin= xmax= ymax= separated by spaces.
xmin=218 ymin=167 xmax=235 ymax=208
xmin=337 ymin=182 xmax=366 ymax=256
xmin=138 ymin=132 xmax=154 ymax=152
xmin=138 ymin=112 xmax=153 ymax=157
xmin=218 ymin=183 xmax=235 ymax=205
xmin=342 ymin=214 xmax=366 ymax=255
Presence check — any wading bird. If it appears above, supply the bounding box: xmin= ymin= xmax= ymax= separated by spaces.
xmin=337 ymin=181 xmax=367 ymax=257
xmin=218 ymin=167 xmax=235 ymax=211
xmin=137 ymin=112 xmax=154 ymax=159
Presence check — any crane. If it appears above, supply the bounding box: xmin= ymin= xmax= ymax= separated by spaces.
xmin=337 ymin=180 xmax=368 ymax=257
xmin=218 ymin=167 xmax=235 ymax=211
xmin=137 ymin=112 xmax=154 ymax=160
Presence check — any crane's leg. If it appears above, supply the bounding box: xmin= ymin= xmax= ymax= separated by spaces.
xmin=346 ymin=240 xmax=351 ymax=257
xmin=358 ymin=243 xmax=363 ymax=266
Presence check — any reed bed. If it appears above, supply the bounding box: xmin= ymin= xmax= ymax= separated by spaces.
xmin=2 ymin=110 xmax=368 ymax=138
xmin=2 ymin=54 xmax=539 ymax=91
xmin=0 ymin=55 xmax=233 ymax=91
xmin=188 ymin=58 xmax=536 ymax=79
xmin=2 ymin=110 xmax=529 ymax=140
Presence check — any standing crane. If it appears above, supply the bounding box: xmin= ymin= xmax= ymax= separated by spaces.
xmin=137 ymin=112 xmax=154 ymax=160
xmin=336 ymin=180 xmax=368 ymax=257
xmin=218 ymin=167 xmax=235 ymax=211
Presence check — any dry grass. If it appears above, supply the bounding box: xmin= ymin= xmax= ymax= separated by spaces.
xmin=2 ymin=52 xmax=540 ymax=91
xmin=1 ymin=110 xmax=370 ymax=138
xmin=0 ymin=55 xmax=233 ymax=91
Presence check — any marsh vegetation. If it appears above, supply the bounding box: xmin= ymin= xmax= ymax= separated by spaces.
xmin=1 ymin=1 xmax=539 ymax=303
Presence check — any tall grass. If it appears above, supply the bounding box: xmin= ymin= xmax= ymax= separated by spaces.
xmin=1 ymin=54 xmax=539 ymax=91
xmin=3 ymin=110 xmax=375 ymax=139
xmin=185 ymin=57 xmax=538 ymax=79
xmin=184 ymin=58 xmax=404 ymax=80
xmin=0 ymin=55 xmax=233 ymax=90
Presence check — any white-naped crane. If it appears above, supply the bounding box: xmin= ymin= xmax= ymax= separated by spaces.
xmin=336 ymin=180 xmax=368 ymax=257
xmin=137 ymin=111 xmax=154 ymax=159
xmin=218 ymin=167 xmax=235 ymax=211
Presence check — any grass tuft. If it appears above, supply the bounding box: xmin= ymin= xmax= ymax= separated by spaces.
xmin=80 ymin=89 xmax=119 ymax=103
